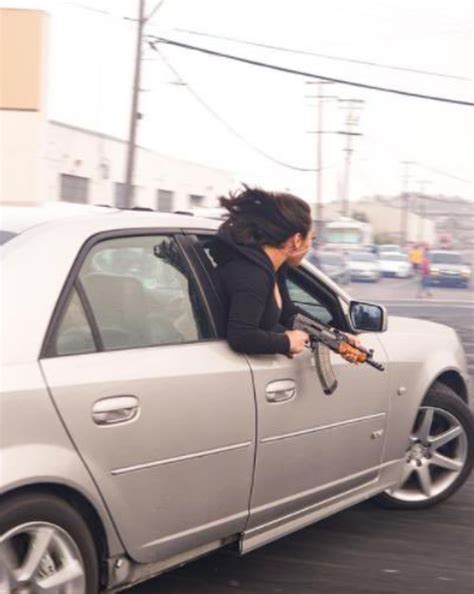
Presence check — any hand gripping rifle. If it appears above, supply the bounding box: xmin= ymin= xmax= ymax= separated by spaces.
xmin=293 ymin=313 xmax=384 ymax=395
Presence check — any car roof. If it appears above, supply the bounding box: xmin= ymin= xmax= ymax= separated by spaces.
xmin=430 ymin=250 xmax=461 ymax=256
xmin=0 ymin=203 xmax=220 ymax=234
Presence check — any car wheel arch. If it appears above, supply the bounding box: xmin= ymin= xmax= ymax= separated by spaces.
xmin=428 ymin=370 xmax=469 ymax=405
xmin=0 ymin=482 xmax=112 ymax=589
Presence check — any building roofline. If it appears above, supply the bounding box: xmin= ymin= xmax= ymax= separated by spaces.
xmin=47 ymin=119 xmax=235 ymax=176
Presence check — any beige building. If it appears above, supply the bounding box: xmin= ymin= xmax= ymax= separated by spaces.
xmin=0 ymin=8 xmax=236 ymax=210
xmin=321 ymin=200 xmax=436 ymax=245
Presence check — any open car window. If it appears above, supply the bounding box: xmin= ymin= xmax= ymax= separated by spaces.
xmin=189 ymin=234 xmax=342 ymax=331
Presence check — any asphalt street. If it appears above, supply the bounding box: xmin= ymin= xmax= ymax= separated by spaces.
xmin=126 ymin=277 xmax=474 ymax=594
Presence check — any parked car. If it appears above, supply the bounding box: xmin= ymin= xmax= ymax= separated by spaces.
xmin=307 ymin=250 xmax=350 ymax=285
xmin=429 ymin=250 xmax=471 ymax=288
xmin=378 ymin=243 xmax=402 ymax=255
xmin=347 ymin=251 xmax=381 ymax=282
xmin=1 ymin=204 xmax=473 ymax=594
xmin=378 ymin=252 xmax=413 ymax=278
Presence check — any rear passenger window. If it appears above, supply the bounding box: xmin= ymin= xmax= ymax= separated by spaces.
xmin=77 ymin=235 xmax=212 ymax=351
xmin=54 ymin=289 xmax=97 ymax=355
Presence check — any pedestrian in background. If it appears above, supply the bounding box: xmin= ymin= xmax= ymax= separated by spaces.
xmin=409 ymin=244 xmax=423 ymax=274
xmin=417 ymin=248 xmax=432 ymax=299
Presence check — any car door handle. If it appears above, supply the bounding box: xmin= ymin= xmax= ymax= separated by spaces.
xmin=265 ymin=380 xmax=296 ymax=403
xmin=92 ymin=396 xmax=139 ymax=425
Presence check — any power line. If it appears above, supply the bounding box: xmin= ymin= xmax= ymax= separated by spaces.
xmin=174 ymin=28 xmax=471 ymax=82
xmin=148 ymin=37 xmax=474 ymax=107
xmin=362 ymin=134 xmax=472 ymax=186
xmin=414 ymin=162 xmax=471 ymax=184
xmin=149 ymin=44 xmax=332 ymax=173
xmin=62 ymin=2 xmax=135 ymax=19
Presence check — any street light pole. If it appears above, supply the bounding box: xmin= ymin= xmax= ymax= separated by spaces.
xmin=305 ymin=81 xmax=336 ymax=236
xmin=123 ymin=0 xmax=146 ymax=208
xmin=400 ymin=160 xmax=414 ymax=246
xmin=337 ymin=99 xmax=364 ymax=217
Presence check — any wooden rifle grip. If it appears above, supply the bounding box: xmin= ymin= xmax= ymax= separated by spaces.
xmin=338 ymin=342 xmax=367 ymax=363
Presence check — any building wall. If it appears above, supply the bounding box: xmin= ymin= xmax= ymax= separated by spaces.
xmin=42 ymin=121 xmax=236 ymax=210
xmin=321 ymin=201 xmax=436 ymax=245
xmin=0 ymin=9 xmax=49 ymax=205
xmin=1 ymin=110 xmax=47 ymax=205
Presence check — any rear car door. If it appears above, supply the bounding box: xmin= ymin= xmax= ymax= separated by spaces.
xmin=40 ymin=231 xmax=256 ymax=563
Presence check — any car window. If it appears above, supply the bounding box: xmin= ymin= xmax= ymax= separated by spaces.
xmin=54 ymin=289 xmax=97 ymax=356
xmin=70 ymin=235 xmax=212 ymax=352
xmin=430 ymin=253 xmax=462 ymax=265
xmin=286 ymin=275 xmax=333 ymax=325
xmin=0 ymin=230 xmax=18 ymax=245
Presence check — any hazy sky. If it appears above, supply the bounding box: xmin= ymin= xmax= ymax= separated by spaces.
xmin=3 ymin=0 xmax=473 ymax=204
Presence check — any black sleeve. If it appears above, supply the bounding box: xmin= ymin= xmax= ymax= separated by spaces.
xmin=220 ymin=261 xmax=290 ymax=355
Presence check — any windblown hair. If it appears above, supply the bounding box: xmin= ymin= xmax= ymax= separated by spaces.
xmin=219 ymin=185 xmax=312 ymax=247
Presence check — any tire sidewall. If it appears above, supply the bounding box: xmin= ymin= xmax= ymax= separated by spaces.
xmin=376 ymin=383 xmax=474 ymax=509
xmin=0 ymin=492 xmax=99 ymax=593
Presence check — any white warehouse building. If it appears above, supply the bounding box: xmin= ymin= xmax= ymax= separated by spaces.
xmin=42 ymin=120 xmax=236 ymax=211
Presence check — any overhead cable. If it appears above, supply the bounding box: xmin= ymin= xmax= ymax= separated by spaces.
xmin=148 ymin=37 xmax=474 ymax=107
xmin=174 ymin=28 xmax=470 ymax=82
xmin=150 ymin=45 xmax=332 ymax=172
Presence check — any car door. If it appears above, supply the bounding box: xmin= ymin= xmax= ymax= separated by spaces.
xmin=40 ymin=231 xmax=256 ymax=564
xmin=183 ymin=236 xmax=390 ymax=551
xmin=243 ymin=267 xmax=390 ymax=542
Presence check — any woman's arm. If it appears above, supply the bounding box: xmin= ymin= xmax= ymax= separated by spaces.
xmin=221 ymin=262 xmax=291 ymax=355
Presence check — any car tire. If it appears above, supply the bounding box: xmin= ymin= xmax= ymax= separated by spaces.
xmin=373 ymin=383 xmax=474 ymax=510
xmin=0 ymin=492 xmax=99 ymax=593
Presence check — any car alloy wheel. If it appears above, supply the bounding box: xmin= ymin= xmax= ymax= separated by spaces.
xmin=373 ymin=383 xmax=474 ymax=509
xmin=0 ymin=522 xmax=87 ymax=594
xmin=387 ymin=406 xmax=468 ymax=502
xmin=0 ymin=494 xmax=99 ymax=594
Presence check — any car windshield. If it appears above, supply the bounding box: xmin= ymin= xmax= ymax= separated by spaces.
xmin=382 ymin=254 xmax=406 ymax=261
xmin=430 ymin=253 xmax=463 ymax=264
xmin=0 ymin=230 xmax=18 ymax=245
xmin=349 ymin=253 xmax=375 ymax=262
xmin=319 ymin=253 xmax=342 ymax=265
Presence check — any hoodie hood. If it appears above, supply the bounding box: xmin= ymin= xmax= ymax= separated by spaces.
xmin=210 ymin=227 xmax=276 ymax=280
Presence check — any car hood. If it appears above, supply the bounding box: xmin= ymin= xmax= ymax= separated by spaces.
xmin=348 ymin=261 xmax=378 ymax=270
xmin=385 ymin=316 xmax=461 ymax=341
xmin=380 ymin=260 xmax=410 ymax=269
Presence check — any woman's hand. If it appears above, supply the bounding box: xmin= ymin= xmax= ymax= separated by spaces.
xmin=285 ymin=330 xmax=310 ymax=355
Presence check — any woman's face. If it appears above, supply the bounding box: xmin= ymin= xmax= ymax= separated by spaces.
xmin=286 ymin=229 xmax=314 ymax=267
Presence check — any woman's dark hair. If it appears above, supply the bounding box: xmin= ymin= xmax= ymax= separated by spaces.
xmin=219 ymin=185 xmax=312 ymax=247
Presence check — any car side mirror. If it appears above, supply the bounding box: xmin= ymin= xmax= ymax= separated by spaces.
xmin=349 ymin=300 xmax=387 ymax=333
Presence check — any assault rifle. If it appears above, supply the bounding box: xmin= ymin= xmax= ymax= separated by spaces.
xmin=293 ymin=313 xmax=384 ymax=395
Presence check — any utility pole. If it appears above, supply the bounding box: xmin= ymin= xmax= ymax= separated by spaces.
xmin=305 ymin=81 xmax=336 ymax=237
xmin=416 ymin=179 xmax=431 ymax=243
xmin=337 ymin=99 xmax=364 ymax=217
xmin=123 ymin=0 xmax=146 ymax=208
xmin=400 ymin=160 xmax=414 ymax=246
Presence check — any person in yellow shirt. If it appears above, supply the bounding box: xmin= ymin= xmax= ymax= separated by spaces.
xmin=409 ymin=244 xmax=423 ymax=273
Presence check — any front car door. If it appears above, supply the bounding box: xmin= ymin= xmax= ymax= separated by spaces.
xmin=40 ymin=231 xmax=256 ymax=563
xmin=184 ymin=235 xmax=390 ymax=553
xmin=242 ymin=267 xmax=390 ymax=550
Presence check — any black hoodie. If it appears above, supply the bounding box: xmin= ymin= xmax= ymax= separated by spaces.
xmin=209 ymin=228 xmax=299 ymax=355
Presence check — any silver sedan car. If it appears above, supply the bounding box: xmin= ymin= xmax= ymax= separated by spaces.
xmin=1 ymin=204 xmax=473 ymax=593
